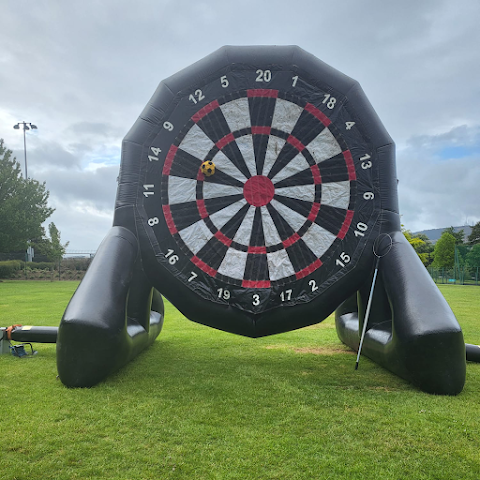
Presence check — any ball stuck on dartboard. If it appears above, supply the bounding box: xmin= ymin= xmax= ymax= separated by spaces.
xmin=201 ymin=160 xmax=215 ymax=177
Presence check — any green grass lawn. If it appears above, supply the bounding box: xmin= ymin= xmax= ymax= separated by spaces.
xmin=0 ymin=281 xmax=479 ymax=479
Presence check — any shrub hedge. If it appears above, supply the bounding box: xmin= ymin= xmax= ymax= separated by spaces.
xmin=0 ymin=260 xmax=23 ymax=279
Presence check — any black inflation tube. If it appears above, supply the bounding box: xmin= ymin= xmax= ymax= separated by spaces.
xmin=9 ymin=326 xmax=58 ymax=343
xmin=466 ymin=343 xmax=480 ymax=363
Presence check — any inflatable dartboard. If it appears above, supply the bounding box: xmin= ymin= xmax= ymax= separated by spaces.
xmin=59 ymin=46 xmax=467 ymax=394
xmin=114 ymin=45 xmax=396 ymax=337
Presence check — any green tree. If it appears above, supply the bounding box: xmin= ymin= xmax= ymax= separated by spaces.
xmin=432 ymin=232 xmax=456 ymax=268
xmin=455 ymin=244 xmax=470 ymax=266
xmin=465 ymin=244 xmax=480 ymax=267
xmin=0 ymin=139 xmax=54 ymax=252
xmin=443 ymin=226 xmax=465 ymax=245
xmin=42 ymin=222 xmax=69 ymax=262
xmin=402 ymin=229 xmax=433 ymax=266
xmin=467 ymin=221 xmax=480 ymax=245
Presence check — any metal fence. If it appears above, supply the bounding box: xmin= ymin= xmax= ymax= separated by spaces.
xmin=428 ymin=266 xmax=480 ymax=286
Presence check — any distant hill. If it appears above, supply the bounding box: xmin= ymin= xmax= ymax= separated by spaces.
xmin=413 ymin=226 xmax=473 ymax=244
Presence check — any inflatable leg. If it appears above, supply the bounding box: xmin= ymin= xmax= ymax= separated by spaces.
xmin=336 ymin=231 xmax=466 ymax=395
xmin=56 ymin=227 xmax=164 ymax=387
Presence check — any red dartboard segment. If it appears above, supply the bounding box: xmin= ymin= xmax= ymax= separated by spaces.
xmin=214 ymin=230 xmax=233 ymax=247
xmin=282 ymin=233 xmax=301 ymax=248
xmin=192 ymin=100 xmax=220 ymax=123
xmin=343 ymin=151 xmax=357 ymax=181
xmin=296 ymin=259 xmax=323 ymax=280
xmin=305 ymin=103 xmax=332 ymax=127
xmin=338 ymin=210 xmax=354 ymax=240
xmin=307 ymin=202 xmax=321 ymax=222
xmin=251 ymin=126 xmax=271 ymax=135
xmin=248 ymin=246 xmax=267 ymax=254
xmin=162 ymin=204 xmax=177 ymax=235
xmin=242 ymin=279 xmax=271 ymax=288
xmin=196 ymin=199 xmax=208 ymax=219
xmin=310 ymin=164 xmax=322 ymax=184
xmin=286 ymin=135 xmax=306 ymax=152
xmin=162 ymin=145 xmax=178 ymax=175
xmin=215 ymin=133 xmax=236 ymax=150
xmin=247 ymin=89 xmax=279 ymax=98
xmin=191 ymin=256 xmax=218 ymax=277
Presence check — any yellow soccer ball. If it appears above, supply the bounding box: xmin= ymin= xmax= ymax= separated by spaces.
xmin=200 ymin=160 xmax=215 ymax=177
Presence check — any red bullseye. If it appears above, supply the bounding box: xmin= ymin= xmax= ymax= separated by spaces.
xmin=243 ymin=175 xmax=275 ymax=207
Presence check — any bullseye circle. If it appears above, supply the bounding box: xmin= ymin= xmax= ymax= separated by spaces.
xmin=243 ymin=176 xmax=275 ymax=206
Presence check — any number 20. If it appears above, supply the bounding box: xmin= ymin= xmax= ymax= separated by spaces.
xmin=256 ymin=69 xmax=271 ymax=82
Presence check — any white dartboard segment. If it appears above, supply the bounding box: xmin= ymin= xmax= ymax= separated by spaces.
xmin=168 ymin=176 xmax=197 ymax=204
xmin=220 ymin=97 xmax=251 ymax=133
xmin=179 ymin=123 xmax=215 ymax=160
xmin=307 ymin=128 xmax=342 ymax=164
xmin=271 ymin=98 xmax=304 ymax=133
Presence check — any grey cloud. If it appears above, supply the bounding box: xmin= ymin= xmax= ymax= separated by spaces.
xmin=398 ymin=124 xmax=480 ymax=231
xmin=39 ymin=165 xmax=119 ymax=212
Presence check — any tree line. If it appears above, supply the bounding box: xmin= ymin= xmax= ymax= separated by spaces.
xmin=0 ymin=139 xmax=68 ymax=262
xmin=404 ymin=223 xmax=480 ymax=269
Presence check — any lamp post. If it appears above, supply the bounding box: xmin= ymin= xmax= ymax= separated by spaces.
xmin=13 ymin=121 xmax=37 ymax=178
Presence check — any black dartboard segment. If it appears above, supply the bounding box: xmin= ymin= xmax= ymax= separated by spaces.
xmin=136 ymin=50 xmax=383 ymax=316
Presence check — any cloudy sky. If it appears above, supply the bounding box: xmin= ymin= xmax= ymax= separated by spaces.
xmin=1 ymin=0 xmax=479 ymax=251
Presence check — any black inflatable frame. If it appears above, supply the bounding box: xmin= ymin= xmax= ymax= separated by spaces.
xmin=57 ymin=46 xmax=467 ymax=394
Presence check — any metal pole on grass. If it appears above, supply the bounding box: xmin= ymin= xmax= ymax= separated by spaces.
xmin=355 ymin=233 xmax=393 ymax=370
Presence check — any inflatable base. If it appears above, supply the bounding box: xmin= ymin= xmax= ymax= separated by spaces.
xmin=335 ymin=232 xmax=466 ymax=395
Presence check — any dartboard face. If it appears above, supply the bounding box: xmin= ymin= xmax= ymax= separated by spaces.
xmin=138 ymin=58 xmax=381 ymax=316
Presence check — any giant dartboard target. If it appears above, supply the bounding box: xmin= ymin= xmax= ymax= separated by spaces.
xmin=122 ymin=46 xmax=395 ymax=334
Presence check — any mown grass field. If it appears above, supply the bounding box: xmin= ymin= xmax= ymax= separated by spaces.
xmin=0 ymin=281 xmax=479 ymax=479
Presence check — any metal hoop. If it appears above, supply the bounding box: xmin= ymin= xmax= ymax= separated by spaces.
xmin=373 ymin=233 xmax=393 ymax=259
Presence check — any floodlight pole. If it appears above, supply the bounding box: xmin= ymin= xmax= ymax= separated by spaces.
xmin=13 ymin=121 xmax=37 ymax=178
